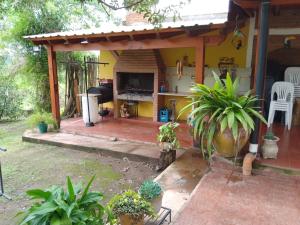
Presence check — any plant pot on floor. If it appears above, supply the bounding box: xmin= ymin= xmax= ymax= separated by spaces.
xmin=119 ymin=214 xmax=144 ymax=225
xmin=262 ymin=136 xmax=280 ymax=159
xmin=157 ymin=143 xmax=176 ymax=171
xmin=37 ymin=122 xmax=48 ymax=133
xmin=213 ymin=128 xmax=249 ymax=158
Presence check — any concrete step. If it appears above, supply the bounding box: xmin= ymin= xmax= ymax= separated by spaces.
xmin=22 ymin=130 xmax=184 ymax=164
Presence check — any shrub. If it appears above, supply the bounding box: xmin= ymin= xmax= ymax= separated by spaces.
xmin=139 ymin=180 xmax=162 ymax=201
xmin=0 ymin=75 xmax=23 ymax=121
xmin=108 ymin=190 xmax=154 ymax=221
xmin=18 ymin=176 xmax=113 ymax=225
xmin=157 ymin=122 xmax=180 ymax=148
xmin=27 ymin=112 xmax=57 ymax=129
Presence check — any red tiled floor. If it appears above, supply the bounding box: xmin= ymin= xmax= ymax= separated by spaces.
xmin=258 ymin=123 xmax=300 ymax=170
xmin=60 ymin=116 xmax=193 ymax=148
xmin=173 ymin=161 xmax=300 ymax=225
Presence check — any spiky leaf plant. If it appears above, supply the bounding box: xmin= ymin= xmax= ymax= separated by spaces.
xmin=180 ymin=72 xmax=267 ymax=159
xmin=18 ymin=176 xmax=113 ymax=225
xmin=139 ymin=180 xmax=162 ymax=201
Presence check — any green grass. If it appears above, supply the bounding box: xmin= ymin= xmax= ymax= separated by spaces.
xmin=0 ymin=121 xmax=126 ymax=224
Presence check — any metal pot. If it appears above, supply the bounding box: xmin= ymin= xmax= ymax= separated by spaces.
xmin=213 ymin=128 xmax=249 ymax=158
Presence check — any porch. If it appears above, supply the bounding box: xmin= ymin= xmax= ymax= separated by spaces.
xmin=60 ymin=116 xmax=193 ymax=148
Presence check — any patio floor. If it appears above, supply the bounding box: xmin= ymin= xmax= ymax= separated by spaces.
xmin=258 ymin=123 xmax=300 ymax=170
xmin=172 ymin=160 xmax=300 ymax=225
xmin=60 ymin=116 xmax=193 ymax=148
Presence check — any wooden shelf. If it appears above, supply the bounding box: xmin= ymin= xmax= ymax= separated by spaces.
xmin=158 ymin=92 xmax=191 ymax=97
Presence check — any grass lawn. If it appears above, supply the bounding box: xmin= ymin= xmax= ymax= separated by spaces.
xmin=0 ymin=121 xmax=157 ymax=225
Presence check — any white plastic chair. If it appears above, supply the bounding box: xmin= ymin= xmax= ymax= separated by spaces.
xmin=268 ymin=82 xmax=294 ymax=130
xmin=285 ymin=67 xmax=300 ymax=98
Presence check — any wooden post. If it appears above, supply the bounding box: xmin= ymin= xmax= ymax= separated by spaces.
xmin=195 ymin=38 xmax=205 ymax=84
xmin=47 ymin=45 xmax=61 ymax=128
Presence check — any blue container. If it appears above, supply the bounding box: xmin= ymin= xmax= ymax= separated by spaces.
xmin=159 ymin=109 xmax=169 ymax=122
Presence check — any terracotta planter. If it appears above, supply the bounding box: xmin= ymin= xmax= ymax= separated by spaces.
xmin=119 ymin=214 xmax=144 ymax=225
xmin=151 ymin=194 xmax=163 ymax=213
xmin=213 ymin=128 xmax=249 ymax=158
xmin=262 ymin=137 xmax=280 ymax=159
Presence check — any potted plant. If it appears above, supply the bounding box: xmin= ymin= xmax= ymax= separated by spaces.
xmin=262 ymin=129 xmax=280 ymax=159
xmin=109 ymin=190 xmax=154 ymax=225
xmin=180 ymin=73 xmax=267 ymax=159
xmin=18 ymin=176 xmax=113 ymax=225
xmin=27 ymin=112 xmax=57 ymax=133
xmin=156 ymin=122 xmax=180 ymax=170
xmin=139 ymin=180 xmax=163 ymax=213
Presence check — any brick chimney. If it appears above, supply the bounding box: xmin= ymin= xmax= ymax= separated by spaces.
xmin=124 ymin=12 xmax=148 ymax=26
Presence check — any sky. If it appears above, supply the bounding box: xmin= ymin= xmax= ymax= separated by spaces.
xmin=114 ymin=0 xmax=230 ymax=21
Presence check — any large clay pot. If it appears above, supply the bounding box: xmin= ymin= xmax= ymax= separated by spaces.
xmin=213 ymin=128 xmax=249 ymax=157
xmin=262 ymin=137 xmax=280 ymax=159
xmin=119 ymin=214 xmax=144 ymax=225
xmin=151 ymin=194 xmax=163 ymax=213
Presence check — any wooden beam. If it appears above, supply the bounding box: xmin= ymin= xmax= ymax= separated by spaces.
xmin=110 ymin=50 xmax=119 ymax=60
xmin=195 ymin=38 xmax=205 ymax=84
xmin=234 ymin=0 xmax=300 ymax=9
xmin=255 ymin=28 xmax=300 ymax=35
xmin=52 ymin=35 xmax=215 ymax=52
xmin=47 ymin=45 xmax=60 ymax=128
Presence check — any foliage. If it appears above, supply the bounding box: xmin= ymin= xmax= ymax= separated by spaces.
xmin=18 ymin=176 xmax=113 ymax=225
xmin=0 ymin=0 xmax=106 ymax=112
xmin=78 ymin=0 xmax=188 ymax=26
xmin=264 ymin=130 xmax=276 ymax=140
xmin=180 ymin=73 xmax=267 ymax=159
xmin=0 ymin=75 xmax=23 ymax=121
xmin=157 ymin=122 xmax=180 ymax=148
xmin=138 ymin=180 xmax=162 ymax=201
xmin=27 ymin=112 xmax=57 ymax=129
xmin=108 ymin=190 xmax=154 ymax=221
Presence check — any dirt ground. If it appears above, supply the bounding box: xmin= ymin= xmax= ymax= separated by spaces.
xmin=0 ymin=121 xmax=158 ymax=225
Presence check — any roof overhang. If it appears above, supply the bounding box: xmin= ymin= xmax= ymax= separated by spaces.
xmin=24 ymin=13 xmax=229 ymax=47
xmin=233 ymin=0 xmax=300 ymax=9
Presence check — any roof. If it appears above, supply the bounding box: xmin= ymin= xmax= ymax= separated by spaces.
xmin=24 ymin=12 xmax=228 ymax=42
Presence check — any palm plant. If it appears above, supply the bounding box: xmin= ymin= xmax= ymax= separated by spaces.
xmin=18 ymin=176 xmax=113 ymax=225
xmin=180 ymin=72 xmax=266 ymax=159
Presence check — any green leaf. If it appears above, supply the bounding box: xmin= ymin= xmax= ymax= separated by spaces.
xmin=248 ymin=108 xmax=267 ymax=124
xmin=232 ymin=120 xmax=238 ymax=141
xmin=220 ymin=117 xmax=228 ymax=133
xmin=67 ymin=177 xmax=75 ymax=202
xmin=227 ymin=111 xmax=235 ymax=129
xmin=81 ymin=175 xmax=95 ymax=199
xmin=26 ymin=189 xmax=51 ymax=200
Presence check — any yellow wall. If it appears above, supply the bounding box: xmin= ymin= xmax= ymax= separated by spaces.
xmin=98 ymin=22 xmax=249 ymax=120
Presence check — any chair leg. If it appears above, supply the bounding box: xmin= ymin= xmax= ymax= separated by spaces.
xmin=268 ymin=107 xmax=275 ymax=127
xmin=285 ymin=111 xmax=288 ymax=126
xmin=288 ymin=105 xmax=293 ymax=130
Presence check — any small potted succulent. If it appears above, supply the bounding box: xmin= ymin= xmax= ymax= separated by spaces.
xmin=157 ymin=122 xmax=180 ymax=170
xmin=262 ymin=129 xmax=280 ymax=159
xmin=27 ymin=112 xmax=57 ymax=133
xmin=139 ymin=180 xmax=163 ymax=213
xmin=109 ymin=190 xmax=154 ymax=225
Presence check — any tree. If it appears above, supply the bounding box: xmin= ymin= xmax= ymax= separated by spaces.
xmin=0 ymin=0 xmax=106 ymax=114
xmin=78 ymin=0 xmax=189 ymax=26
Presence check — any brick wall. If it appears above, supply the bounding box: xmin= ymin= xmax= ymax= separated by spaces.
xmin=124 ymin=12 xmax=148 ymax=25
